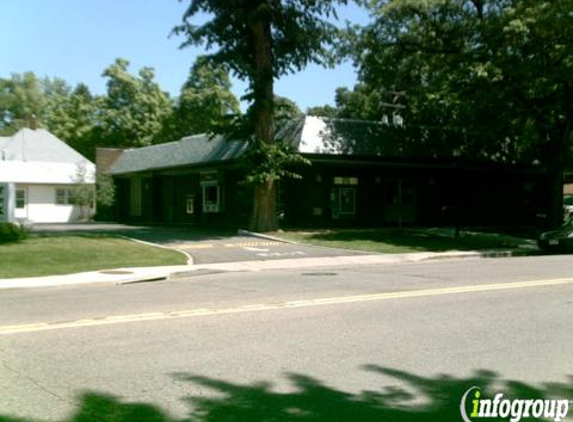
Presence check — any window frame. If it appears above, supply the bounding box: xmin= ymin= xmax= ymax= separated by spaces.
xmin=55 ymin=188 xmax=77 ymax=206
xmin=202 ymin=182 xmax=221 ymax=213
xmin=15 ymin=188 xmax=26 ymax=209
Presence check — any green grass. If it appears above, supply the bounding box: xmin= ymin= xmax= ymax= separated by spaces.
xmin=0 ymin=234 xmax=187 ymax=279
xmin=273 ymin=228 xmax=534 ymax=254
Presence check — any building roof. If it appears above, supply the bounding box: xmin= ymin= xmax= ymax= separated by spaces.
xmin=1 ymin=128 xmax=91 ymax=163
xmin=0 ymin=137 xmax=9 ymax=149
xmin=0 ymin=128 xmax=95 ymax=184
xmin=110 ymin=134 xmax=249 ymax=175
xmin=109 ymin=117 xmax=307 ymax=175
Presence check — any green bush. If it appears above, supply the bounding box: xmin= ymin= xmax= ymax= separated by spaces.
xmin=0 ymin=223 xmax=28 ymax=244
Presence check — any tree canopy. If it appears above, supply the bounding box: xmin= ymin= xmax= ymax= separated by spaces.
xmin=313 ymin=0 xmax=573 ymax=226
xmin=0 ymin=56 xmax=240 ymax=161
xmin=174 ymin=0 xmax=347 ymax=231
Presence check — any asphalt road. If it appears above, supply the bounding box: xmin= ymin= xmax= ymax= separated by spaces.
xmin=1 ymin=255 xmax=572 ymax=421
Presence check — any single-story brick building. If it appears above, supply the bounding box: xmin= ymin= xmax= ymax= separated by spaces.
xmin=97 ymin=116 xmax=548 ymax=228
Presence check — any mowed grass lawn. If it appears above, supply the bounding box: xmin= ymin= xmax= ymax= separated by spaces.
xmin=274 ymin=228 xmax=534 ymax=254
xmin=0 ymin=234 xmax=186 ymax=279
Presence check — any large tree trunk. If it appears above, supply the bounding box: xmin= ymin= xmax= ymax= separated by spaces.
xmin=547 ymin=112 xmax=572 ymax=228
xmin=248 ymin=3 xmax=277 ymax=232
xmin=250 ymin=180 xmax=277 ymax=232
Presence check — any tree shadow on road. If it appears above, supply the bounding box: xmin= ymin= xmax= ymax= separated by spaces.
xmin=1 ymin=366 xmax=571 ymax=422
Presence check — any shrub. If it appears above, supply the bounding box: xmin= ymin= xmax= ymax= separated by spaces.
xmin=0 ymin=222 xmax=28 ymax=244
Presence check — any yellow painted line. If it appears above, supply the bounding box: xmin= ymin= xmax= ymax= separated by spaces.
xmin=171 ymin=244 xmax=214 ymax=250
xmin=1 ymin=278 xmax=572 ymax=336
xmin=225 ymin=242 xmax=283 ymax=248
xmin=167 ymin=242 xmax=283 ymax=250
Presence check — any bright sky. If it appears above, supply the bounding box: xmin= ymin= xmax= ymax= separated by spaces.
xmin=0 ymin=0 xmax=371 ymax=111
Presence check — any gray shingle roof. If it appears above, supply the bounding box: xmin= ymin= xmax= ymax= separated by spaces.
xmin=110 ymin=117 xmax=308 ymax=175
xmin=110 ymin=134 xmax=249 ymax=175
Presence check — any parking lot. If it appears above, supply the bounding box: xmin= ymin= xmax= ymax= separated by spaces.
xmin=34 ymin=223 xmax=367 ymax=264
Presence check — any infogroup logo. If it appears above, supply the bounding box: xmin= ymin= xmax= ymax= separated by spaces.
xmin=460 ymin=386 xmax=570 ymax=422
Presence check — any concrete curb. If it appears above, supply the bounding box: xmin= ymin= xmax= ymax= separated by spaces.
xmin=0 ymin=247 xmax=539 ymax=290
xmin=0 ymin=265 xmax=196 ymax=290
xmin=114 ymin=234 xmax=194 ymax=265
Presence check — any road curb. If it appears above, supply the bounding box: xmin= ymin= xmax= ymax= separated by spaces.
xmin=0 ymin=247 xmax=540 ymax=290
xmin=115 ymin=234 xmax=194 ymax=265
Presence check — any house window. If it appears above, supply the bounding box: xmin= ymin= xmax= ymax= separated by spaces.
xmin=202 ymin=183 xmax=221 ymax=213
xmin=15 ymin=188 xmax=26 ymax=209
xmin=55 ymin=188 xmax=76 ymax=205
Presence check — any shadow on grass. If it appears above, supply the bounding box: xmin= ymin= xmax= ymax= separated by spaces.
xmin=1 ymin=366 xmax=570 ymax=422
xmin=293 ymin=228 xmax=533 ymax=253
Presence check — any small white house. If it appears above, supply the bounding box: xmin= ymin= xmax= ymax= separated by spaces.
xmin=0 ymin=128 xmax=95 ymax=223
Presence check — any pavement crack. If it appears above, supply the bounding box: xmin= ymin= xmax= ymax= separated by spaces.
xmin=0 ymin=358 xmax=78 ymax=407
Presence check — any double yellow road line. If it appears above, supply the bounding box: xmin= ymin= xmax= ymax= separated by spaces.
xmin=1 ymin=278 xmax=572 ymax=336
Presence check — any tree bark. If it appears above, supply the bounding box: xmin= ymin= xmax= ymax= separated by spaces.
xmin=546 ymin=112 xmax=572 ymax=228
xmin=248 ymin=3 xmax=277 ymax=232
xmin=250 ymin=180 xmax=277 ymax=232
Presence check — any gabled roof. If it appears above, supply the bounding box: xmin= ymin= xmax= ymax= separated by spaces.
xmin=0 ymin=137 xmax=9 ymax=149
xmin=1 ymin=128 xmax=91 ymax=164
xmin=0 ymin=128 xmax=95 ymax=184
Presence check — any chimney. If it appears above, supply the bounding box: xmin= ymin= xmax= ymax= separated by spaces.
xmin=96 ymin=148 xmax=125 ymax=174
xmin=30 ymin=114 xmax=39 ymax=130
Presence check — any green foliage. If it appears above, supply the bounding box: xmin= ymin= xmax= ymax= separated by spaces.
xmin=0 ymin=72 xmax=45 ymax=135
xmin=0 ymin=223 xmax=28 ymax=244
xmin=243 ymin=141 xmax=311 ymax=186
xmin=98 ymin=58 xmax=173 ymax=148
xmin=174 ymin=0 xmax=347 ymax=230
xmin=96 ymin=173 xmax=116 ymax=209
xmin=348 ymin=0 xmax=573 ymax=162
xmin=167 ymin=57 xmax=240 ymax=140
xmin=345 ymin=0 xmax=573 ymax=226
xmin=306 ymin=104 xmax=338 ymax=118
xmin=174 ymin=1 xmax=346 ymax=82
xmin=274 ymin=95 xmax=303 ymax=122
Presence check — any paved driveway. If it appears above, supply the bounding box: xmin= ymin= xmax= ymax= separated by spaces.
xmin=34 ymin=223 xmax=367 ymax=264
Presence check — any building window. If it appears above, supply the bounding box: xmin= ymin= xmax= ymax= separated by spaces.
xmin=15 ymin=188 xmax=26 ymax=209
xmin=186 ymin=195 xmax=195 ymax=214
xmin=339 ymin=188 xmax=356 ymax=214
xmin=202 ymin=183 xmax=221 ymax=213
xmin=55 ymin=188 xmax=76 ymax=205
xmin=334 ymin=176 xmax=358 ymax=186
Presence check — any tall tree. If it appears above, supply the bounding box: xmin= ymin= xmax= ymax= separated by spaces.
xmin=49 ymin=83 xmax=99 ymax=160
xmin=274 ymin=95 xmax=303 ymax=122
xmin=349 ymin=0 xmax=573 ymax=226
xmin=174 ymin=0 xmax=347 ymax=231
xmin=99 ymin=58 xmax=173 ymax=148
xmin=168 ymin=56 xmax=240 ymax=140
xmin=0 ymin=72 xmax=45 ymax=135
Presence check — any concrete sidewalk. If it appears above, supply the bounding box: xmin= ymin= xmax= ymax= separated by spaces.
xmin=0 ymin=248 xmax=536 ymax=290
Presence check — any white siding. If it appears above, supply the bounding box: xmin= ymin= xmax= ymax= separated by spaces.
xmin=14 ymin=184 xmax=94 ymax=223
